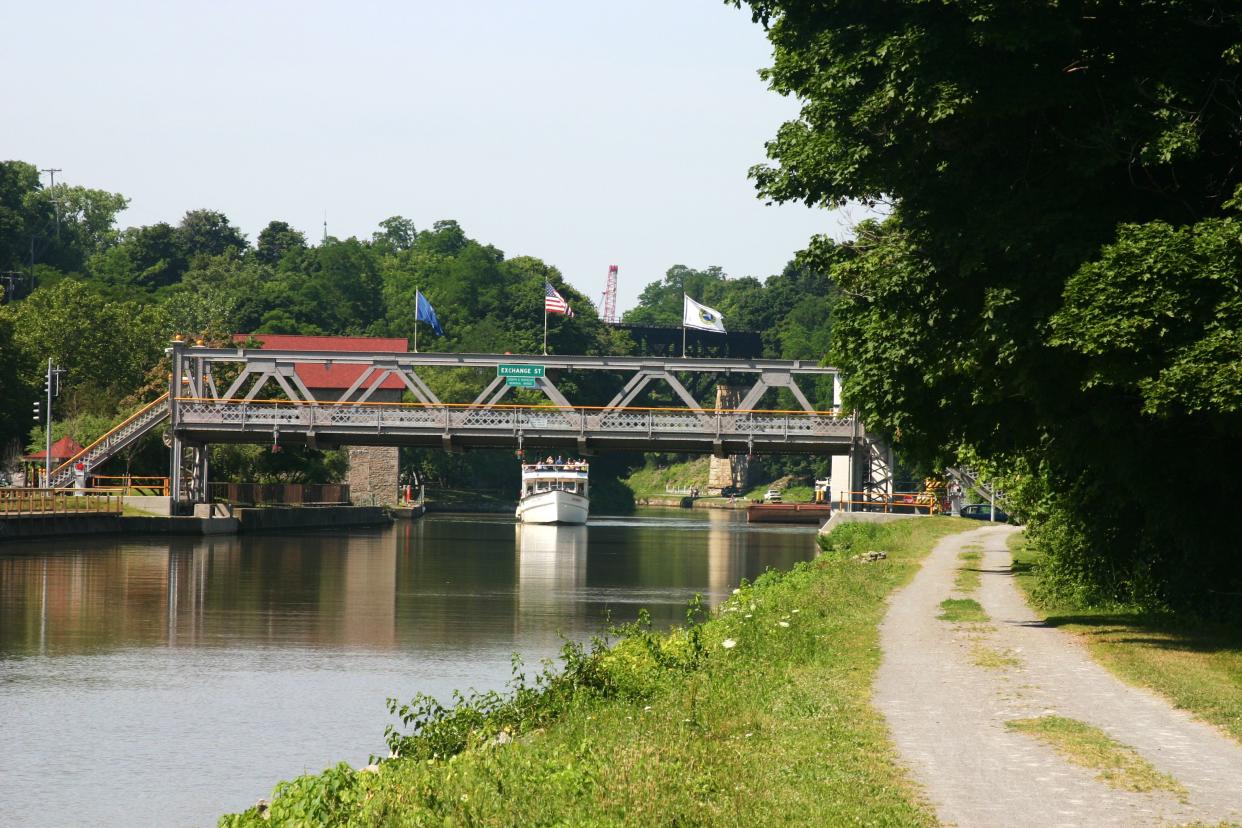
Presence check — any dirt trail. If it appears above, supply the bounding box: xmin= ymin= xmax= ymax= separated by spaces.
xmin=874 ymin=524 xmax=1242 ymax=827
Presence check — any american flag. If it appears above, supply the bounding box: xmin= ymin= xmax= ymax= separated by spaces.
xmin=545 ymin=282 xmax=574 ymax=317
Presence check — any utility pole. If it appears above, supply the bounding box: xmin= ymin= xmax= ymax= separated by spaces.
xmin=40 ymin=168 xmax=63 ymax=240
xmin=42 ymin=359 xmax=65 ymax=486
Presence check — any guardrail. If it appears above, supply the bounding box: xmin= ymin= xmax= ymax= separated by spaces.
xmin=0 ymin=488 xmax=125 ymax=516
xmin=836 ymin=490 xmax=943 ymax=515
xmin=90 ymin=476 xmax=170 ymax=496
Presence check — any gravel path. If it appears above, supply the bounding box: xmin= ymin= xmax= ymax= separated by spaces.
xmin=874 ymin=524 xmax=1242 ymax=827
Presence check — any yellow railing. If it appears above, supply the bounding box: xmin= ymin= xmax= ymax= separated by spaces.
xmin=47 ymin=393 xmax=170 ymax=482
xmin=90 ymin=476 xmax=170 ymax=496
xmin=0 ymin=488 xmax=125 ymax=516
xmin=836 ymin=490 xmax=944 ymax=515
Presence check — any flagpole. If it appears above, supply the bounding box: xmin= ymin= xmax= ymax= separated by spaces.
xmin=543 ymin=294 xmax=549 ymax=356
xmin=682 ymin=293 xmax=688 ymax=358
xmin=414 ymin=288 xmax=419 ymax=354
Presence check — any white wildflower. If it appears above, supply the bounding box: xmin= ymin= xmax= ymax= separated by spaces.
xmin=744 ymin=614 xmax=753 ymax=619
xmin=791 ymin=609 xmax=800 ymax=614
xmin=778 ymin=621 xmax=790 ymax=628
xmin=721 ymin=638 xmax=737 ymax=650
xmin=732 ymin=588 xmax=741 ymax=595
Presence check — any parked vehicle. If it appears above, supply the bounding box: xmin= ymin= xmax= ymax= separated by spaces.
xmin=959 ymin=503 xmax=1010 ymax=523
xmin=763 ymin=489 xmax=782 ymax=503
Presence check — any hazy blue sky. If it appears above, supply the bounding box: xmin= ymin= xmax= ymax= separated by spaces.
xmin=7 ymin=0 xmax=852 ymax=313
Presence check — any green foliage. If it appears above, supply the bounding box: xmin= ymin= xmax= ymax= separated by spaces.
xmin=735 ymin=1 xmax=1242 ymax=613
xmin=1051 ymin=215 xmax=1242 ymax=418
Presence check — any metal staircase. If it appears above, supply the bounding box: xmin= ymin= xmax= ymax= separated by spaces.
xmin=858 ymin=436 xmax=894 ymax=506
xmin=946 ymin=466 xmax=1006 ymax=509
xmin=47 ymin=394 xmax=170 ymax=488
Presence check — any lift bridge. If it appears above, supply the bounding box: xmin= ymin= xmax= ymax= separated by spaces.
xmin=50 ymin=340 xmax=887 ymax=504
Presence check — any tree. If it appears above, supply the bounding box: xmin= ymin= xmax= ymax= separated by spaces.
xmin=178 ymin=209 xmax=247 ymax=258
xmin=735 ymin=0 xmax=1242 ymax=610
xmin=372 ymin=216 xmax=416 ymax=253
xmin=0 ymin=161 xmax=41 ymax=271
xmin=256 ymin=220 xmax=307 ymax=265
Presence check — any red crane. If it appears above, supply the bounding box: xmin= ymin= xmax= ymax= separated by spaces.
xmin=600 ymin=265 xmax=619 ymax=323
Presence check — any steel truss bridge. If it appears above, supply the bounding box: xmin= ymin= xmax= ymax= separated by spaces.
xmin=168 ymin=341 xmax=854 ymax=460
xmin=46 ymin=342 xmax=894 ymax=506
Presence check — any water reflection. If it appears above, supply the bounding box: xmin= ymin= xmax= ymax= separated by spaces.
xmin=0 ymin=512 xmax=814 ymax=660
xmin=0 ymin=511 xmax=816 ymax=828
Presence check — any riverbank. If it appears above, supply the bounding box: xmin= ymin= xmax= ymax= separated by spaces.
xmin=220 ymin=516 xmax=974 ymax=826
xmin=0 ymin=505 xmax=391 ymax=541
xmin=1009 ymin=533 xmax=1242 ymax=745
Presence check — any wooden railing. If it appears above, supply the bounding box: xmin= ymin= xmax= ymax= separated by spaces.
xmin=0 ymin=488 xmax=125 ymax=516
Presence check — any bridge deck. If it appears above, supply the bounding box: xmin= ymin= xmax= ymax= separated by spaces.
xmin=175 ymin=399 xmax=855 ymax=455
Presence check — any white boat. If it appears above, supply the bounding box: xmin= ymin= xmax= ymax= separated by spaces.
xmin=516 ymin=461 xmax=589 ymax=525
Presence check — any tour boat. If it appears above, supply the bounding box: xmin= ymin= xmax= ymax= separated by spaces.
xmin=516 ymin=461 xmax=589 ymax=525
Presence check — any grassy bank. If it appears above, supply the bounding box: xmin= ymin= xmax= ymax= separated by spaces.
xmin=220 ymin=517 xmax=972 ymax=826
xmin=622 ymin=457 xmax=714 ymax=498
xmin=1010 ymin=534 xmax=1242 ymax=744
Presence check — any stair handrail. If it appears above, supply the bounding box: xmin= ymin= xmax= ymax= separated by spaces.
xmin=48 ymin=392 xmax=171 ymax=482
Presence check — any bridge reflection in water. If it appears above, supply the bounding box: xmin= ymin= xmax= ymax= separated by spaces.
xmin=0 ymin=512 xmax=817 ymax=828
xmin=0 ymin=512 xmax=816 ymax=658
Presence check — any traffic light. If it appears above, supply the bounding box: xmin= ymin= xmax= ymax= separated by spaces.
xmin=32 ymin=401 xmax=40 ymax=422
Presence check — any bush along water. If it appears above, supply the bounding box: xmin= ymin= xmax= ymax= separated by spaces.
xmin=220 ymin=598 xmax=712 ymax=827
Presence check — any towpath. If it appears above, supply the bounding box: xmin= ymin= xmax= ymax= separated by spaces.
xmin=875 ymin=524 xmax=1242 ymax=827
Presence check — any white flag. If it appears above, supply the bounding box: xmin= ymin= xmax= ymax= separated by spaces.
xmin=683 ymin=294 xmax=726 ymax=333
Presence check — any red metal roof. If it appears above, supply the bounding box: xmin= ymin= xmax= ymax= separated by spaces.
xmin=25 ymin=435 xmax=86 ymax=462
xmin=234 ymin=334 xmax=410 ymax=391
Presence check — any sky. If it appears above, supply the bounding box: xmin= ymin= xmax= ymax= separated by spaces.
xmin=5 ymin=0 xmax=854 ymax=314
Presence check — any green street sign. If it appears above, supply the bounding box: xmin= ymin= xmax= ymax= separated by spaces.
xmin=505 ymin=376 xmax=538 ymax=388
xmin=498 ymin=364 xmax=545 ymax=378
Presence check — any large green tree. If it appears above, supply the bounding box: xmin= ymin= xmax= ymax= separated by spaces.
xmin=735 ymin=0 xmax=1242 ymax=610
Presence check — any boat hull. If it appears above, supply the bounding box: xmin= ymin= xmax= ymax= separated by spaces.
xmin=516 ymin=489 xmax=589 ymax=525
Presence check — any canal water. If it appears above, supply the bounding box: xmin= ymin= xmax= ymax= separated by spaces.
xmin=0 ymin=509 xmax=817 ymax=827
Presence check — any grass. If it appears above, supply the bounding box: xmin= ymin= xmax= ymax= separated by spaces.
xmin=954 ymin=550 xmax=983 ymax=592
xmin=219 ymin=516 xmax=975 ymax=827
xmin=622 ymin=457 xmax=714 ymax=497
xmin=1010 ymin=533 xmax=1242 ymax=745
xmin=1005 ymin=716 xmax=1184 ymax=795
xmin=938 ymin=598 xmax=989 ymax=623
xmin=971 ymin=644 xmax=1020 ymax=670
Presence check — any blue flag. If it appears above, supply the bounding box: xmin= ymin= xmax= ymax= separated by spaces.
xmin=416 ymin=290 xmax=444 ymax=336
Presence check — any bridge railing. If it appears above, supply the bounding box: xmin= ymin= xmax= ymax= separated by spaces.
xmin=175 ymin=398 xmax=852 ymax=437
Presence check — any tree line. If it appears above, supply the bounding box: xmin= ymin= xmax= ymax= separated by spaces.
xmin=733 ymin=0 xmax=1242 ymax=615
xmin=0 ymin=159 xmax=837 ymax=488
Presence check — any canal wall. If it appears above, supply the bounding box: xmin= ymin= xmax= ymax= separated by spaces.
xmin=424 ymin=501 xmax=515 ymax=514
xmin=635 ymin=496 xmax=750 ymax=510
xmin=0 ymin=506 xmax=392 ymax=542
xmin=818 ymin=511 xmax=921 ymax=535
xmin=0 ymin=514 xmax=123 ymax=541
xmin=233 ymin=505 xmax=392 ymax=532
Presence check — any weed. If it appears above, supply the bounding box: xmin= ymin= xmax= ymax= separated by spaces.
xmin=1006 ymin=716 xmax=1184 ymax=794
xmin=938 ymin=598 xmax=989 ymax=622
xmin=971 ymin=644 xmax=1020 ymax=669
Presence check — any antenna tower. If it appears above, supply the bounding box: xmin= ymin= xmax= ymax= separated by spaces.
xmin=600 ymin=264 xmax=618 ymax=323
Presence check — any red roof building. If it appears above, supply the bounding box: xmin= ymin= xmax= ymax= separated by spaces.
xmin=234 ymin=334 xmax=409 ymax=391
xmin=24 ymin=435 xmax=86 ymax=463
